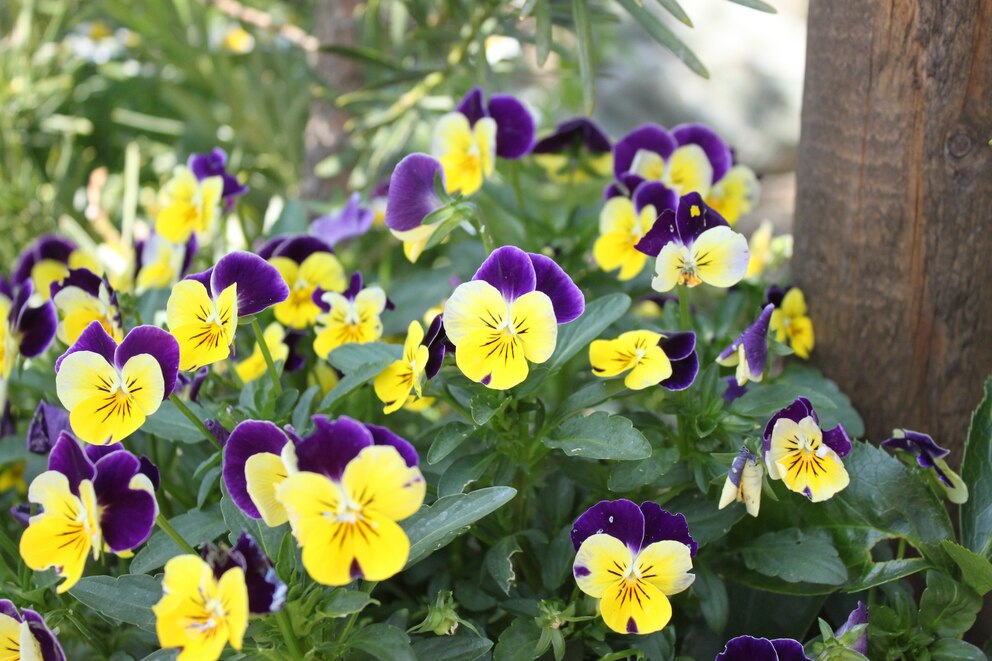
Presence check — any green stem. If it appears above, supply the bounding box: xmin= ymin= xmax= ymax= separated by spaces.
xmin=275 ymin=608 xmax=304 ymax=661
xmin=169 ymin=393 xmax=221 ymax=450
xmin=155 ymin=512 xmax=197 ymax=555
xmin=0 ymin=523 xmax=19 ymax=563
xmin=678 ymin=285 xmax=691 ymax=331
xmin=895 ymin=538 xmax=906 ymax=560
xmin=62 ymin=605 xmax=105 ymax=655
xmin=509 ymin=161 xmax=526 ymax=212
xmin=252 ymin=318 xmax=283 ymax=396
xmin=474 ymin=217 xmax=496 ymax=254
xmin=338 ymin=581 xmax=378 ymax=645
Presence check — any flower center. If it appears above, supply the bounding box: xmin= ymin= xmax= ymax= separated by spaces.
xmin=674 ymin=249 xmax=702 ymax=287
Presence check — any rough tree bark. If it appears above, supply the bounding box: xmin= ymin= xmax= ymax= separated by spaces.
xmin=794 ymin=1 xmax=992 ymax=454
xmin=301 ymin=0 xmax=363 ymax=201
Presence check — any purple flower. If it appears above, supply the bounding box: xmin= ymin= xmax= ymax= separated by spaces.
xmin=311 ymin=193 xmax=375 ymax=247
xmin=0 ymin=599 xmax=66 ymax=661
xmin=188 ymin=147 xmax=248 ymax=209
xmin=2 ymin=279 xmax=58 ymax=378
xmin=723 ymin=376 xmax=749 ymax=403
xmin=613 ymin=122 xmax=730 ymax=189
xmin=716 ymin=635 xmax=811 ymax=661
xmin=834 ymin=600 xmax=868 ymax=654
xmin=881 ymin=429 xmax=968 ymax=503
xmin=716 ymin=304 xmax=774 ymax=386
xmin=26 ymin=401 xmax=71 ymax=454
xmin=202 ymin=532 xmax=286 ymax=614
xmin=384 ymin=154 xmax=450 ymax=263
xmin=12 ymin=235 xmax=77 ymax=294
xmin=533 ymin=117 xmax=611 ymax=155
xmin=455 ymin=87 xmax=536 ymax=159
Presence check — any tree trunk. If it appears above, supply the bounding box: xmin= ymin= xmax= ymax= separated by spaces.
xmin=301 ymin=0 xmax=363 ymax=201
xmin=793 ymin=0 xmax=992 ymax=455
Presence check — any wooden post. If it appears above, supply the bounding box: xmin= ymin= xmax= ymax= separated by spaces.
xmin=793 ymin=1 xmax=992 ymax=454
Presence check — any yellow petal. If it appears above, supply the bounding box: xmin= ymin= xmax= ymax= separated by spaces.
xmin=629 ymin=149 xmax=666 ymax=181
xmin=374 ymin=360 xmax=416 ymax=414
xmin=245 ymin=452 xmax=290 ymax=527
xmin=788 ymin=316 xmax=815 ymax=359
xmin=691 ymin=226 xmax=750 ymax=288
xmin=31 ymin=260 xmax=70 ymax=301
xmin=56 ymin=351 xmax=118 ymax=411
xmin=635 ymin=540 xmax=695 ymax=595
xmin=599 ymin=577 xmax=672 ymax=635
xmin=781 ymin=287 xmax=807 ymax=318
xmin=217 ymin=567 xmax=248 ymax=650
xmin=651 ymin=243 xmax=689 ymax=293
xmin=342 ymin=445 xmax=425 ymax=522
xmin=509 ymin=291 xmax=557 ymax=364
xmin=624 ymin=345 xmax=672 ymax=390
xmin=664 ymin=144 xmax=713 ymax=197
xmin=442 ymin=280 xmax=508 ymax=346
xmin=573 ymin=533 xmax=631 ymax=599
xmin=706 ymin=165 xmax=759 ymax=226
xmin=455 ymin=327 xmax=529 ymax=390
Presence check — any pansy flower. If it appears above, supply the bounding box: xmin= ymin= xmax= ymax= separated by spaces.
xmin=766 ymin=286 xmax=815 ymax=359
xmin=235 ymin=322 xmax=289 ymax=384
xmin=718 ymin=447 xmax=763 ymax=517
xmin=27 ymin=400 xmax=71 ymax=454
xmin=20 ymin=432 xmax=159 ymax=592
xmin=166 ymin=251 xmax=289 ymax=371
xmin=594 ymin=182 xmax=678 ymax=281
xmin=13 ymin=235 xmax=101 ymax=301
xmin=55 ymin=321 xmax=180 ymax=445
xmin=443 ymin=246 xmax=584 ymax=390
xmin=716 ymin=635 xmax=811 ymax=661
xmin=532 ymin=117 xmax=613 ymax=183
xmin=716 ymin=304 xmax=774 ymax=386
xmin=723 ymin=376 xmax=748 ymax=403
xmin=0 ymin=600 xmax=66 ymax=661
xmin=312 ymin=272 xmax=389 ymax=359
xmin=0 ymin=279 xmax=57 ymax=378
xmin=881 ymin=429 xmax=968 ymax=503
xmin=222 ymin=415 xmax=425 ymax=584
xmin=188 ymin=147 xmax=248 ymax=210
xmin=589 ymin=329 xmax=698 ymax=391
xmin=385 ymin=153 xmax=449 ymax=263
xmin=155 ymin=165 xmax=224 ymax=243
xmin=202 ymin=532 xmax=286 ymax=614
xmin=635 ymin=193 xmax=750 ymax=293
xmin=135 ymin=232 xmax=198 ymax=294
xmin=51 ymin=268 xmax=123 ymax=345
xmin=310 ymin=192 xmax=375 ymax=247
xmin=153 ymin=553 xmax=248 ymax=661
xmin=433 ymin=87 xmax=535 ymax=196
xmin=571 ymin=500 xmax=696 ymax=635
xmin=374 ymin=316 xmax=447 ymax=413
xmin=763 ymin=397 xmax=851 ymax=502
xmin=260 ymin=235 xmax=346 ymax=329
xmin=832 ymin=601 xmax=868 ymax=654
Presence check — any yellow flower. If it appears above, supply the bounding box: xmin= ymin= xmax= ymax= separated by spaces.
xmin=765 ymin=414 xmax=849 ymax=502
xmin=374 ymin=321 xmax=430 ymax=414
xmin=705 ymin=165 xmax=760 ymax=226
xmin=235 ymin=322 xmax=289 ymax=383
xmin=153 ymin=555 xmax=248 ymax=661
xmin=593 ymin=197 xmax=658 ymax=281
xmin=589 ymin=330 xmax=671 ymax=390
xmin=269 ymin=251 xmax=346 ymax=329
xmin=155 ymin=166 xmax=224 ymax=243
xmin=770 ymin=288 xmax=815 ymax=359
xmin=166 ymin=280 xmax=237 ymax=372
xmin=0 ymin=461 xmax=27 ymax=494
xmin=432 ymin=112 xmax=496 ymax=196
xmin=313 ymin=285 xmax=387 ymax=359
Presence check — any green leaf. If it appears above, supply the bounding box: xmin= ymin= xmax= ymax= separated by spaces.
xmin=725 ymin=0 xmax=778 ymax=13
xmin=493 ymin=617 xmax=543 ymax=661
xmin=404 ymin=487 xmax=517 ymax=567
xmin=534 ymin=0 xmax=552 ymax=67
xmin=426 ymin=421 xmax=475 ymax=465
xmin=918 ymin=571 xmax=981 ymax=637
xmin=940 ymin=540 xmax=992 ymax=596
xmin=218 ymin=489 xmax=285 ymax=555
xmin=929 ymin=638 xmax=988 ymax=661
xmin=654 ymin=0 xmax=693 ymax=27
xmin=129 ymin=507 xmax=227 ymax=574
xmin=412 ymin=634 xmax=493 ymax=661
xmin=70 ymin=574 xmax=161 ymax=631
xmin=740 ymin=528 xmax=848 ymax=585
xmin=961 ymin=376 xmax=992 ymax=557
xmin=317 ymin=43 xmax=403 ymax=71
xmin=694 ymin=566 xmax=728 ymax=632
xmin=268 ymin=198 xmax=308 ymax=235
xmin=292 ymin=386 xmax=321 ymax=434
xmin=321 ymin=342 xmax=402 ymax=410
xmin=318 ymin=589 xmax=378 ymax=618
xmin=844 ymin=557 xmax=931 ymax=592
xmin=485 ymin=535 xmax=522 ymax=595
xmin=545 ymin=412 xmax=651 ymax=460
xmin=438 ymin=453 xmax=497 ymax=498
xmin=608 ymin=447 xmax=679 ymax=491
xmin=615 ymin=0 xmax=708 ymax=78
xmin=570 ymin=0 xmax=596 ymax=114
xmin=143 ymin=400 xmax=211 ymax=443
xmin=666 ymin=490 xmax=744 ymax=546
xmin=349 ymin=623 xmax=416 ymax=661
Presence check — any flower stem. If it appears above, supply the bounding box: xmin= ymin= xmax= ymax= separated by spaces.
xmin=169 ymin=393 xmax=221 ymax=450
xmin=275 ymin=608 xmax=304 ymax=661
xmin=155 ymin=513 xmax=197 ymax=555
xmin=678 ymin=285 xmax=692 ymax=331
xmin=338 ymin=581 xmax=378 ymax=645
xmin=252 ymin=318 xmax=283 ymax=396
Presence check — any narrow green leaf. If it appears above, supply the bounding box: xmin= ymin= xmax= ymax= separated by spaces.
xmin=725 ymin=0 xmax=778 ymax=13
xmin=654 ymin=0 xmax=693 ymax=27
xmin=320 ymin=343 xmax=402 ymax=410
xmin=570 ymin=0 xmax=596 ymax=113
xmin=404 ymin=487 xmax=517 ymax=567
xmin=545 ymin=412 xmax=651 ymax=460
xmin=317 ymin=43 xmax=404 ymax=71
xmin=961 ymin=376 xmax=992 ymax=557
xmin=143 ymin=400 xmax=211 ymax=443
xmin=349 ymin=623 xmax=416 ymax=661
xmin=615 ymin=0 xmax=709 ymax=78
xmin=534 ymin=0 xmax=552 ymax=67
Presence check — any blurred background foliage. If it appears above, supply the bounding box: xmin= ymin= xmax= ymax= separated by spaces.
xmin=0 ymin=0 xmax=804 ymax=264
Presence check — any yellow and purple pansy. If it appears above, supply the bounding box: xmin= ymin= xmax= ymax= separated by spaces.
xmin=716 ymin=304 xmax=774 ymax=386
xmin=188 ymin=147 xmax=248 ymax=210
xmin=571 ymin=500 xmax=696 ymax=635
xmin=166 ymin=251 xmax=289 ymax=371
xmin=374 ymin=315 xmax=448 ymax=414
xmin=201 ymin=532 xmax=286 ymax=615
xmin=532 ymin=117 xmax=613 ymax=183
xmin=763 ymin=397 xmax=852 ymax=502
xmin=259 ymin=235 xmax=346 ymax=330
xmin=54 ymin=321 xmax=180 ymax=445
xmin=13 ymin=235 xmax=101 ymax=301
xmin=134 ymin=231 xmax=198 ymax=294
xmin=155 ymin=165 xmax=225 ymax=243
xmin=881 ymin=429 xmax=968 ymax=503
xmin=153 ymin=553 xmax=248 ymax=661
xmin=443 ymin=246 xmax=584 ymax=390
xmin=310 ymin=192 xmax=375 ymax=247
xmin=833 ymin=601 xmax=869 ymax=655
xmin=384 ymin=153 xmax=449 ymax=263
xmin=222 ymin=415 xmax=425 ymax=585
xmin=51 ymin=268 xmax=123 ymax=345
xmin=433 ymin=87 xmax=535 ymax=196
xmin=312 ymin=272 xmax=390 ymax=359
xmin=0 ymin=599 xmax=66 ymax=661
xmin=635 ymin=193 xmax=750 ymax=293
xmin=766 ymin=285 xmax=815 ymax=360
xmin=718 ymin=447 xmax=763 ymax=517
xmin=716 ymin=635 xmax=811 ymax=661
xmin=0 ymin=278 xmax=58 ymax=379
xmin=20 ymin=432 xmax=159 ymax=592
xmin=589 ymin=329 xmax=698 ymax=391
xmin=594 ymin=181 xmax=678 ymax=281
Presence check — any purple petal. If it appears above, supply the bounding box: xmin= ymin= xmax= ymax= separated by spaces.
xmin=881 ymin=429 xmax=948 ymax=466
xmin=456 ymin=87 xmax=487 ymax=125
xmin=311 ymin=193 xmax=374 ymax=247
xmin=211 ymin=251 xmax=290 ymax=316
xmin=489 ymin=94 xmax=536 ymax=159
xmin=639 ymin=502 xmax=697 ymax=556
xmin=612 ymin=124 xmax=676 ymax=179
xmin=532 ymin=117 xmax=611 ymax=154
xmin=24 ymin=610 xmax=67 ymax=661
xmin=635 ymin=209 xmax=677 ymax=258
xmin=717 ymin=304 xmax=773 ymax=379
xmin=764 ymin=284 xmax=788 ymax=308
xmin=604 ymin=173 xmax=645 ymax=200
xmin=50 ymin=268 xmax=102 ymax=299
xmin=55 ymin=321 xmax=117 ymax=372
xmin=770 ymin=639 xmax=813 ymax=661
xmin=715 ymin=636 xmax=781 ymax=661
xmin=675 ymin=192 xmax=729 ymax=245
xmin=834 ymin=601 xmax=868 ymax=654
xmin=659 ymin=331 xmax=695 ymax=361
xmin=822 ymin=423 xmax=852 ymax=458
xmin=115 ymin=326 xmax=181 ymax=399
xmin=13 ymin=283 xmax=57 ymax=358
xmin=266 ymin=234 xmax=334 ymax=263
xmin=185 ymin=267 xmax=213 ymax=291
xmin=529 ymin=253 xmax=584 ymax=324
xmin=723 ymin=376 xmax=748 ymax=403
xmin=424 ymin=314 xmax=447 ymax=379
xmin=234 ymin=533 xmax=286 ymax=614
xmin=762 ymin=397 xmax=816 ymax=455
xmin=672 ymin=123 xmax=732 ymax=182
xmin=284 ymin=331 xmax=307 ymax=373
xmin=364 ymin=424 xmax=419 ymax=467
xmin=187 ymin=366 xmax=210 ymax=402
xmin=726 ymin=447 xmax=758 ymax=488
xmin=659 ymin=351 xmax=698 ymax=391
xmin=47 ymin=433 xmax=95 ymax=495
xmin=633 ymin=181 xmax=678 ymax=217
xmin=385 ymin=154 xmax=446 ymax=232
xmin=342 ymin=272 xmax=364 ymax=300
xmin=139 ymin=455 xmax=161 ymax=491
xmin=0 ymin=600 xmax=20 ymax=622
xmin=93 ymin=451 xmax=157 ymax=552
xmin=13 ymin=235 xmax=75 ymax=285
xmin=472 ymin=246 xmax=537 ymax=302
xmin=0 ymin=275 xmax=12 ymax=301
xmin=188 ymin=147 xmax=228 ymax=180
xmin=10 ymin=504 xmax=31 ymax=526
xmin=295 ymin=416 xmax=373 ymax=480
xmin=205 ymin=420 xmax=230 ymax=447
xmin=27 ymin=401 xmax=71 ymax=455
xmin=84 ymin=444 xmax=121 ymax=464
xmin=570 ymin=499 xmax=645 ymax=552
xmin=223 ymin=420 xmax=290 ymax=519
xmin=257 ymin=235 xmax=290 ymax=261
